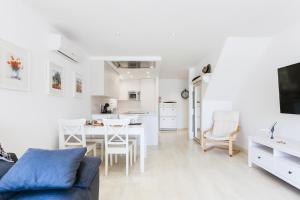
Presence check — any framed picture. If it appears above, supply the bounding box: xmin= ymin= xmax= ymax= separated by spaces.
xmin=0 ymin=39 xmax=30 ymax=91
xmin=47 ymin=62 xmax=64 ymax=96
xmin=73 ymin=72 xmax=83 ymax=98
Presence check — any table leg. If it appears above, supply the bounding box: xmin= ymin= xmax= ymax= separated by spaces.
xmin=140 ymin=133 xmax=145 ymax=173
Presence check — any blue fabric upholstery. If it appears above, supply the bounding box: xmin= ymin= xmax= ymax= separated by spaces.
xmin=9 ymin=188 xmax=90 ymax=200
xmin=0 ymin=161 xmax=14 ymax=178
xmin=0 ymin=148 xmax=86 ymax=192
xmin=74 ymin=157 xmax=101 ymax=188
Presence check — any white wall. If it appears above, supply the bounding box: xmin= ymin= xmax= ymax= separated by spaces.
xmin=0 ymin=0 xmax=91 ymax=156
xmin=233 ymin=23 xmax=300 ymax=148
xmin=159 ymin=79 xmax=188 ymax=129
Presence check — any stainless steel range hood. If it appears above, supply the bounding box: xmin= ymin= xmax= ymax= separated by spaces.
xmin=112 ymin=61 xmax=155 ymax=69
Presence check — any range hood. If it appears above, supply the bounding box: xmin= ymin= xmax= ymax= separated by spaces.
xmin=112 ymin=61 xmax=155 ymax=69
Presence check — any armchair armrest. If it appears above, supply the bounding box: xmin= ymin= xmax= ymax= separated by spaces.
xmin=229 ymin=126 xmax=240 ymax=140
xmin=203 ymin=128 xmax=213 ymax=138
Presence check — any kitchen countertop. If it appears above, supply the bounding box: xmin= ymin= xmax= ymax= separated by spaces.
xmin=92 ymin=112 xmax=157 ymax=116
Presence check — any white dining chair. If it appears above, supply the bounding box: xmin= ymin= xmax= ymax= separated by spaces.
xmin=103 ymin=118 xmax=133 ymax=176
xmin=119 ymin=114 xmax=138 ymax=163
xmin=59 ymin=119 xmax=97 ymax=156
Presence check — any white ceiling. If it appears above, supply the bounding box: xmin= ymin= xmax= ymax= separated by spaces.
xmin=23 ymin=0 xmax=300 ymax=79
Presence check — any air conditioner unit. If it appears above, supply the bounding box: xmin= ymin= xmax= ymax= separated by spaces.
xmin=48 ymin=34 xmax=81 ymax=63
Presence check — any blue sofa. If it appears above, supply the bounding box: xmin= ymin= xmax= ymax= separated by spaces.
xmin=0 ymin=156 xmax=101 ymax=200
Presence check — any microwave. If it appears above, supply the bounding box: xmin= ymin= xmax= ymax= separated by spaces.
xmin=128 ymin=91 xmax=140 ymax=100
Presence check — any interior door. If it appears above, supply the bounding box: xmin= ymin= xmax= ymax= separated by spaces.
xmin=193 ymin=83 xmax=201 ymax=143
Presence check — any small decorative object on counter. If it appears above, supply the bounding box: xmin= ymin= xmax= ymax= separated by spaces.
xmin=269 ymin=122 xmax=277 ymax=139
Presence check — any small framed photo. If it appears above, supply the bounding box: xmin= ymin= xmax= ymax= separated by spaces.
xmin=0 ymin=39 xmax=30 ymax=91
xmin=47 ymin=62 xmax=64 ymax=96
xmin=73 ymin=72 xmax=83 ymax=98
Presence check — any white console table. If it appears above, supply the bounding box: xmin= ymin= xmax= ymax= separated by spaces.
xmin=248 ymin=135 xmax=300 ymax=189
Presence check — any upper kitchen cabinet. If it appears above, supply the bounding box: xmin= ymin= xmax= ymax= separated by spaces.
xmin=90 ymin=60 xmax=120 ymax=98
xmin=119 ymin=79 xmax=141 ymax=100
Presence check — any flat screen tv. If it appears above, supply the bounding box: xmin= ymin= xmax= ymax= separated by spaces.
xmin=278 ymin=63 xmax=300 ymax=114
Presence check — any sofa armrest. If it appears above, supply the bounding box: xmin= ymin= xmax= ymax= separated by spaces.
xmin=0 ymin=160 xmax=16 ymax=200
xmin=74 ymin=156 xmax=101 ymax=189
xmin=0 ymin=161 xmax=14 ymax=178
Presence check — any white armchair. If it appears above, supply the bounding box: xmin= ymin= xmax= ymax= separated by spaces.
xmin=202 ymin=111 xmax=240 ymax=157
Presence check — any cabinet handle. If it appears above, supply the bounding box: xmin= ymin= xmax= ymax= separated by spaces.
xmin=288 ymin=171 xmax=293 ymax=175
xmin=258 ymin=156 xmax=261 ymax=159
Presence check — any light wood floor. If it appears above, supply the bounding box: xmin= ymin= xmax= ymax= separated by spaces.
xmin=99 ymin=130 xmax=300 ymax=200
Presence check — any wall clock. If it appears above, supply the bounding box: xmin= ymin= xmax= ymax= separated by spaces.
xmin=181 ymin=89 xmax=189 ymax=99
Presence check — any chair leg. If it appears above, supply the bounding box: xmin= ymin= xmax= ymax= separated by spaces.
xmin=203 ymin=137 xmax=207 ymax=152
xmin=126 ymin=153 xmax=129 ymax=176
xmin=115 ymin=155 xmax=118 ymax=163
xmin=134 ymin=143 xmax=137 ymax=163
xmin=229 ymin=140 xmax=233 ymax=157
xmin=105 ymin=152 xmax=108 ymax=176
xmin=100 ymin=142 xmax=104 ymax=161
xmin=110 ymin=154 xmax=113 ymax=166
xmin=93 ymin=146 xmax=97 ymax=157
xmin=130 ymin=147 xmax=133 ymax=166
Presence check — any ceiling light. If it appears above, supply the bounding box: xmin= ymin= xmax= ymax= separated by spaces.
xmin=127 ymin=71 xmax=130 ymax=74
xmin=149 ymin=65 xmax=153 ymax=69
xmin=146 ymin=71 xmax=150 ymax=74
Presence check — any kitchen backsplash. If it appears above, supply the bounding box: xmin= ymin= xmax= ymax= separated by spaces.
xmin=117 ymin=100 xmax=142 ymax=113
xmin=91 ymin=96 xmax=118 ymax=114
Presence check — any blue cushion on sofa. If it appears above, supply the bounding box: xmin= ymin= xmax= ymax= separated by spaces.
xmin=0 ymin=148 xmax=86 ymax=192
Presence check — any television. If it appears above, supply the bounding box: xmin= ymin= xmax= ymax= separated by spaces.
xmin=278 ymin=63 xmax=300 ymax=114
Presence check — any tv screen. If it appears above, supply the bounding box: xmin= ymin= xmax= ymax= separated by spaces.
xmin=278 ymin=63 xmax=300 ymax=114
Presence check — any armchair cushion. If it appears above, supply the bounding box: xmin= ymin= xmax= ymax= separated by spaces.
xmin=211 ymin=111 xmax=239 ymax=137
xmin=0 ymin=148 xmax=87 ymax=192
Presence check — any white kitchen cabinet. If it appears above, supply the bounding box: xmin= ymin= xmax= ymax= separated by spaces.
xmin=90 ymin=61 xmax=120 ymax=98
xmin=119 ymin=79 xmax=140 ymax=100
xmin=159 ymin=102 xmax=177 ymax=130
xmin=140 ymin=79 xmax=156 ymax=112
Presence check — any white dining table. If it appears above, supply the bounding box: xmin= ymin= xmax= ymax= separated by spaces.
xmin=81 ymin=124 xmax=145 ymax=173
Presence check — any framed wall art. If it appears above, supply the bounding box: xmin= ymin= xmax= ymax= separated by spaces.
xmin=0 ymin=39 xmax=30 ymax=91
xmin=47 ymin=62 xmax=64 ymax=96
xmin=73 ymin=72 xmax=83 ymax=98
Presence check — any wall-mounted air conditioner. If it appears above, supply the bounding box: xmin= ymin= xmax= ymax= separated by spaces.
xmin=48 ymin=33 xmax=81 ymax=63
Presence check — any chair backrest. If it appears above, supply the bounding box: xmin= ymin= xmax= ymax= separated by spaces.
xmin=119 ymin=114 xmax=139 ymax=123
xmin=212 ymin=111 xmax=239 ymax=137
xmin=59 ymin=119 xmax=87 ymax=148
xmin=102 ymin=119 xmax=130 ymax=149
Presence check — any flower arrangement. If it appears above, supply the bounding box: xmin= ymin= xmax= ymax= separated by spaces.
xmin=7 ymin=56 xmax=23 ymax=80
xmin=7 ymin=56 xmax=22 ymax=71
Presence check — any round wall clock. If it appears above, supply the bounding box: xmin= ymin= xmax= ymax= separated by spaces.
xmin=181 ymin=89 xmax=189 ymax=99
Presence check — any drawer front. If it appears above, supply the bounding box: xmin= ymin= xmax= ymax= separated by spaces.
xmin=160 ymin=107 xmax=176 ymax=116
xmin=276 ymin=160 xmax=300 ymax=187
xmin=160 ymin=117 xmax=177 ymax=129
xmin=251 ymin=149 xmax=273 ymax=171
xmin=160 ymin=104 xmax=176 ymax=108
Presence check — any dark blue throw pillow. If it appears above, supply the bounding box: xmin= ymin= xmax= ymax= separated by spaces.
xmin=0 ymin=148 xmax=86 ymax=192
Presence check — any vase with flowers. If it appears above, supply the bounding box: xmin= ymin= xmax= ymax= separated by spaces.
xmin=7 ymin=56 xmax=23 ymax=80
